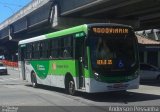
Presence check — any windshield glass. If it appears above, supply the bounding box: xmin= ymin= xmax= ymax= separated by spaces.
xmin=90 ymin=34 xmax=137 ymax=74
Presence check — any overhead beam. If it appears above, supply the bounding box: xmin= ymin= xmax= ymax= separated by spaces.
xmin=55 ymin=17 xmax=139 ymax=29
xmin=117 ymin=7 xmax=160 ymax=18
xmin=139 ymin=12 xmax=160 ymax=21
xmin=60 ymin=0 xmax=109 ymax=16
xmin=82 ymin=0 xmax=143 ymax=17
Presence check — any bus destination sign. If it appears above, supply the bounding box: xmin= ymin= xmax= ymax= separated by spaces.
xmin=92 ymin=28 xmax=129 ymax=34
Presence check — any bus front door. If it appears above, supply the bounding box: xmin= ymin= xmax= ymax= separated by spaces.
xmin=76 ymin=38 xmax=85 ymax=89
xmin=19 ymin=47 xmax=26 ymax=80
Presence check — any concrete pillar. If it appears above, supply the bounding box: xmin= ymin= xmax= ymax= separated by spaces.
xmin=144 ymin=51 xmax=148 ymax=64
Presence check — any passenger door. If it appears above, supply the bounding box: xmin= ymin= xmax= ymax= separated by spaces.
xmin=19 ymin=46 xmax=26 ymax=80
xmin=75 ymin=38 xmax=85 ymax=88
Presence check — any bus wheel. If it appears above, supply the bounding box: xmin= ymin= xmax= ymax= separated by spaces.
xmin=31 ymin=72 xmax=38 ymax=88
xmin=66 ymin=78 xmax=75 ymax=95
xmin=68 ymin=80 xmax=75 ymax=95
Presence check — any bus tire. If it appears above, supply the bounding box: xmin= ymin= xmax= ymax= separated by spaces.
xmin=65 ymin=76 xmax=75 ymax=95
xmin=31 ymin=72 xmax=38 ymax=88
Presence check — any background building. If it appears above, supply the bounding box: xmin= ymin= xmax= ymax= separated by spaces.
xmin=136 ymin=34 xmax=160 ymax=68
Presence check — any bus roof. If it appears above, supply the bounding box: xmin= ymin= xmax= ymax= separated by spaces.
xmin=19 ymin=24 xmax=87 ymax=45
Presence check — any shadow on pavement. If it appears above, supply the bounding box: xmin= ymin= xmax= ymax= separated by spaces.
xmin=25 ymin=84 xmax=160 ymax=104
xmin=26 ymin=84 xmax=66 ymax=94
xmin=78 ymin=91 xmax=160 ymax=103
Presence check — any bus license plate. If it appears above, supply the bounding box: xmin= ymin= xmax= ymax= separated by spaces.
xmin=113 ymin=83 xmax=125 ymax=88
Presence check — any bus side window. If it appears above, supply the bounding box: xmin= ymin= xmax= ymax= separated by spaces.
xmin=34 ymin=42 xmax=40 ymax=59
xmin=18 ymin=46 xmax=25 ymax=61
xmin=59 ymin=38 xmax=64 ymax=58
xmin=51 ymin=39 xmax=59 ymax=59
xmin=32 ymin=42 xmax=40 ymax=59
xmin=40 ymin=40 xmax=49 ymax=59
xmin=26 ymin=43 xmax=32 ymax=59
xmin=50 ymin=36 xmax=73 ymax=59
xmin=63 ymin=36 xmax=73 ymax=58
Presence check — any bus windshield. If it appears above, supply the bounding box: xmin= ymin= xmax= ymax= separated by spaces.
xmin=89 ymin=34 xmax=137 ymax=75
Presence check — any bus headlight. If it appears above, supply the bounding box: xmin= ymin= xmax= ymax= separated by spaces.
xmin=95 ymin=72 xmax=99 ymax=76
xmin=94 ymin=72 xmax=99 ymax=80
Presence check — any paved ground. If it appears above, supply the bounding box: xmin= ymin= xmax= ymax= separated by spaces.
xmin=0 ymin=67 xmax=160 ymax=111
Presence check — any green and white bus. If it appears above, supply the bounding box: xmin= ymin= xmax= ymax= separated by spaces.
xmin=18 ymin=23 xmax=139 ymax=95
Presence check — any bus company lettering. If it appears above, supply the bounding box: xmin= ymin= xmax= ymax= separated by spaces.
xmin=93 ymin=28 xmax=128 ymax=34
xmin=37 ymin=64 xmax=45 ymax=71
xmin=56 ymin=65 xmax=69 ymax=69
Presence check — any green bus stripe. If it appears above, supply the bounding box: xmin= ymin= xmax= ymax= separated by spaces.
xmin=46 ymin=25 xmax=88 ymax=39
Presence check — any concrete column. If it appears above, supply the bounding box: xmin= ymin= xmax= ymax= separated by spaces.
xmin=144 ymin=51 xmax=148 ymax=64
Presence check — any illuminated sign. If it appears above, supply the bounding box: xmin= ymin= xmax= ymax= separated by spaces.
xmin=93 ymin=28 xmax=128 ymax=34
xmin=97 ymin=60 xmax=113 ymax=65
